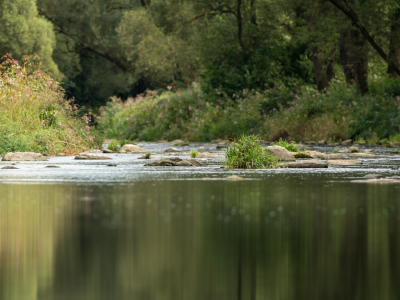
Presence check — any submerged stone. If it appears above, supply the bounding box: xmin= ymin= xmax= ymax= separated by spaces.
xmin=280 ymin=160 xmax=328 ymax=168
xmin=165 ymin=147 xmax=181 ymax=153
xmin=226 ymin=175 xmax=244 ymax=181
xmin=46 ymin=165 xmax=60 ymax=168
xmin=349 ymin=153 xmax=382 ymax=158
xmin=363 ymin=174 xmax=384 ymax=179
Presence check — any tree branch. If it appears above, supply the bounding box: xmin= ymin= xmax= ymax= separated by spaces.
xmin=328 ymin=0 xmax=400 ymax=76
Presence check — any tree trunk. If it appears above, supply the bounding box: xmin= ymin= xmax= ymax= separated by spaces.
xmin=339 ymin=28 xmax=368 ymax=94
xmin=311 ymin=46 xmax=335 ymax=91
xmin=388 ymin=17 xmax=400 ymax=76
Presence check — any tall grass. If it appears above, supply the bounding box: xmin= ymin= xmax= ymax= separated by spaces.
xmin=0 ymin=55 xmax=96 ymax=155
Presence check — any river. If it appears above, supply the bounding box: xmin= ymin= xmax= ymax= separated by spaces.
xmin=1 ymin=143 xmax=400 ymax=299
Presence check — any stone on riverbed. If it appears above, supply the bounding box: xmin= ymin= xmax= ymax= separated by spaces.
xmin=338 ymin=147 xmax=359 ymax=153
xmin=196 ymin=152 xmax=215 ymax=158
xmin=341 ymin=139 xmax=353 ymax=146
xmin=75 ymin=153 xmax=112 ymax=160
xmin=144 ymin=157 xmax=202 ymax=167
xmin=279 ymin=160 xmax=328 ymax=168
xmin=226 ymin=175 xmax=244 ymax=181
xmin=327 ymin=160 xmax=363 ymax=165
xmin=119 ymin=144 xmax=147 ymax=153
xmin=265 ymin=146 xmax=295 ymax=161
xmin=2 ymin=152 xmax=48 ymax=161
xmin=46 ymin=165 xmax=60 ymax=168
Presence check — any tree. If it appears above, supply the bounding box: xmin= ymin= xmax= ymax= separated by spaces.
xmin=0 ymin=0 xmax=59 ymax=78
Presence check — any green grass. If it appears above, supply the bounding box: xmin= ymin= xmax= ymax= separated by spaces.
xmin=145 ymin=151 xmax=151 ymax=159
xmin=332 ymin=148 xmax=339 ymax=153
xmin=107 ymin=140 xmax=119 ymax=151
xmin=354 ymin=135 xmax=366 ymax=144
xmin=274 ymin=138 xmax=299 ymax=152
xmin=391 ymin=150 xmax=400 ymax=154
xmin=190 ymin=149 xmax=199 ymax=158
xmin=224 ymin=134 xmax=279 ymax=169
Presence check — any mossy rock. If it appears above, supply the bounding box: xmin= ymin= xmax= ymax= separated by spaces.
xmin=391 ymin=150 xmax=400 ymax=154
xmin=294 ymin=152 xmax=312 ymax=158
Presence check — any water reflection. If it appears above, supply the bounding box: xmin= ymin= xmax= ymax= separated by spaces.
xmin=0 ymin=177 xmax=400 ymax=299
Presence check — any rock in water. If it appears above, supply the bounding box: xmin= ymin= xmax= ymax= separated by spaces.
xmin=226 ymin=175 xmax=244 ymax=181
xmin=327 ymin=160 xmax=363 ymax=165
xmin=341 ymin=139 xmax=353 ymax=146
xmin=1 ymin=166 xmax=18 ymax=169
xmin=102 ymin=148 xmax=116 ymax=153
xmin=363 ymin=174 xmax=384 ymax=179
xmin=144 ymin=157 xmax=202 ymax=167
xmin=280 ymin=160 xmax=328 ymax=168
xmin=165 ymin=147 xmax=181 ymax=152
xmin=119 ymin=144 xmax=147 ymax=153
xmin=326 ymin=153 xmax=346 ymax=159
xmin=46 ymin=165 xmax=60 ymax=168
xmin=265 ymin=146 xmax=296 ymax=161
xmin=74 ymin=153 xmax=112 ymax=160
xmin=2 ymin=152 xmax=48 ymax=161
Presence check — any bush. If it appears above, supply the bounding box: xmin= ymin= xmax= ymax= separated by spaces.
xmin=224 ymin=134 xmax=278 ymax=169
xmin=0 ymin=55 xmax=95 ymax=155
xmin=145 ymin=151 xmax=151 ymax=159
xmin=274 ymin=138 xmax=299 ymax=152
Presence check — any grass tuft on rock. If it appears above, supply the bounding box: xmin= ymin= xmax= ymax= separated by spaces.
xmin=224 ymin=134 xmax=278 ymax=169
xmin=145 ymin=151 xmax=151 ymax=159
xmin=190 ymin=149 xmax=199 ymax=158
xmin=294 ymin=152 xmax=312 ymax=158
xmin=274 ymin=138 xmax=299 ymax=152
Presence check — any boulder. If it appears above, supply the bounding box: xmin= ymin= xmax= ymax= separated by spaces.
xmin=304 ymin=151 xmax=328 ymax=159
xmin=349 ymin=153 xmax=381 ymax=158
xmin=144 ymin=157 xmax=202 ymax=167
xmin=119 ymin=144 xmax=147 ymax=153
xmin=265 ymin=146 xmax=295 ymax=161
xmin=75 ymin=153 xmax=112 ymax=160
xmin=165 ymin=147 xmax=181 ymax=153
xmin=341 ymin=139 xmax=353 ymax=146
xmin=318 ymin=140 xmax=326 ymax=145
xmin=280 ymin=160 xmax=328 ymax=168
xmin=1 ymin=166 xmax=18 ymax=169
xmin=327 ymin=160 xmax=363 ymax=165
xmin=2 ymin=152 xmax=48 ymax=161
xmin=364 ymin=149 xmax=374 ymax=153
xmin=199 ymin=146 xmax=206 ymax=150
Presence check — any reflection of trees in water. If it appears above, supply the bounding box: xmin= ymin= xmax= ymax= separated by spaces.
xmin=1 ymin=180 xmax=400 ymax=299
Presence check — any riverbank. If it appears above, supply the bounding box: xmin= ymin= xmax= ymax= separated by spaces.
xmin=98 ymin=77 xmax=400 ymax=144
xmin=0 ymin=56 xmax=97 ymax=156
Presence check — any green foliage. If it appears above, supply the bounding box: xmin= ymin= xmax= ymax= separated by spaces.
xmin=274 ymin=138 xmax=299 ymax=152
xmin=354 ymin=136 xmax=366 ymax=144
xmin=0 ymin=55 xmax=94 ymax=155
xmin=0 ymin=0 xmax=59 ymax=78
xmin=190 ymin=149 xmax=198 ymax=158
xmin=224 ymin=135 xmax=279 ymax=169
xmin=367 ymin=133 xmax=380 ymax=145
xmin=145 ymin=151 xmax=151 ymax=159
xmin=107 ymin=141 xmax=119 ymax=152
xmin=391 ymin=150 xmax=400 ymax=154
xmin=332 ymin=148 xmax=339 ymax=153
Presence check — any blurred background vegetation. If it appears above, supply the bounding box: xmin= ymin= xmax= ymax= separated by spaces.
xmin=3 ymin=0 xmax=400 ymax=142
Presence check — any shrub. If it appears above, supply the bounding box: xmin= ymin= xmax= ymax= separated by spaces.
xmin=107 ymin=140 xmax=119 ymax=151
xmin=190 ymin=149 xmax=199 ymax=158
xmin=0 ymin=55 xmax=95 ymax=155
xmin=145 ymin=151 xmax=151 ymax=159
xmin=224 ymin=134 xmax=279 ymax=169
xmin=274 ymin=138 xmax=299 ymax=152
